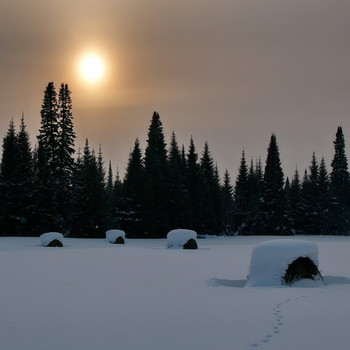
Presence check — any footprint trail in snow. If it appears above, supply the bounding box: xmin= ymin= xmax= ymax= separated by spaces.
xmin=247 ymin=290 xmax=324 ymax=349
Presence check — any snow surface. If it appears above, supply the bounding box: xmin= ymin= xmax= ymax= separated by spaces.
xmin=105 ymin=229 xmax=126 ymax=243
xmin=166 ymin=228 xmax=197 ymax=248
xmin=39 ymin=232 xmax=64 ymax=247
xmin=1 ymin=235 xmax=350 ymax=350
xmin=246 ymin=239 xmax=320 ymax=287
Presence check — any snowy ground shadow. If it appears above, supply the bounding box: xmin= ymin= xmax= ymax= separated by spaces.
xmin=208 ymin=276 xmax=350 ymax=288
xmin=208 ymin=278 xmax=247 ymax=288
xmin=323 ymin=275 xmax=350 ymax=285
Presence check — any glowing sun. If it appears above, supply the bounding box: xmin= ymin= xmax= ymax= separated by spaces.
xmin=79 ymin=54 xmax=105 ymax=82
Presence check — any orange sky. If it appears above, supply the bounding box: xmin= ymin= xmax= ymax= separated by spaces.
xmin=1 ymin=0 xmax=350 ymax=179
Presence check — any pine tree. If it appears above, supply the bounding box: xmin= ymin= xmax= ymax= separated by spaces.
xmin=199 ymin=141 xmax=222 ymax=234
xmin=302 ymin=153 xmax=321 ymax=234
xmin=37 ymin=82 xmax=59 ymax=177
xmin=221 ymin=169 xmax=234 ymax=235
xmin=113 ymin=168 xmax=123 ymax=228
xmin=0 ymin=119 xmax=19 ymax=235
xmin=329 ymin=126 xmax=350 ymax=233
xmin=184 ymin=136 xmax=203 ymax=232
xmin=15 ymin=116 xmax=35 ymax=235
xmin=57 ymin=83 xmax=75 ymax=231
xmin=318 ymin=157 xmax=330 ymax=234
xmin=143 ymin=112 xmax=169 ymax=237
xmin=70 ymin=140 xmax=108 ymax=237
xmin=57 ymin=83 xmax=75 ymax=177
xmin=258 ymin=134 xmax=290 ymax=235
xmin=233 ymin=150 xmax=249 ymax=234
xmin=289 ymin=168 xmax=304 ymax=234
xmin=105 ymin=161 xmax=115 ymax=227
xmin=244 ymin=158 xmax=264 ymax=234
xmin=167 ymin=132 xmax=187 ymax=229
xmin=35 ymin=82 xmax=61 ymax=232
xmin=119 ymin=139 xmax=146 ymax=237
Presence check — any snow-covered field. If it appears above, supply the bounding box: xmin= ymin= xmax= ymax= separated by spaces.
xmin=1 ymin=235 xmax=350 ymax=350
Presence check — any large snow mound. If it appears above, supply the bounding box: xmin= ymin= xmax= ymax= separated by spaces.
xmin=106 ymin=229 xmax=126 ymax=243
xmin=167 ymin=229 xmax=197 ymax=249
xmin=40 ymin=232 xmax=64 ymax=247
xmin=246 ymin=239 xmax=321 ymax=287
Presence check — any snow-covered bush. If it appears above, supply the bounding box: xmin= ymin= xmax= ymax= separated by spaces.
xmin=246 ymin=239 xmax=322 ymax=287
xmin=106 ymin=229 xmax=126 ymax=244
xmin=167 ymin=229 xmax=198 ymax=249
xmin=40 ymin=232 xmax=64 ymax=247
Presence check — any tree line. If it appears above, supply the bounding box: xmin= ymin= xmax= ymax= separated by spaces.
xmin=1 ymin=82 xmax=350 ymax=237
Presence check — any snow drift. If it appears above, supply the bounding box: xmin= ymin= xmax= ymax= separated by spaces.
xmin=246 ymin=239 xmax=322 ymax=287
xmin=105 ymin=229 xmax=126 ymax=244
xmin=40 ymin=232 xmax=64 ymax=247
xmin=166 ymin=229 xmax=198 ymax=249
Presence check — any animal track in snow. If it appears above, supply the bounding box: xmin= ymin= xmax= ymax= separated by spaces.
xmin=247 ymin=291 xmax=324 ymax=349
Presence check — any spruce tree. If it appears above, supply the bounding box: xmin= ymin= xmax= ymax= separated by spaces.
xmin=199 ymin=141 xmax=222 ymax=234
xmin=15 ymin=116 xmax=35 ymax=235
xmin=70 ymin=140 xmax=107 ymax=237
xmin=35 ymin=82 xmax=61 ymax=232
xmin=221 ymin=169 xmax=234 ymax=235
xmin=113 ymin=168 xmax=123 ymax=228
xmin=302 ymin=153 xmax=323 ymax=234
xmin=318 ymin=157 xmax=330 ymax=234
xmin=57 ymin=83 xmax=75 ymax=177
xmin=144 ymin=112 xmax=169 ymax=237
xmin=0 ymin=119 xmax=19 ymax=235
xmin=233 ymin=150 xmax=249 ymax=234
xmin=37 ymin=82 xmax=59 ymax=177
xmin=167 ymin=132 xmax=187 ymax=229
xmin=105 ymin=161 xmax=117 ymax=228
xmin=259 ymin=134 xmax=290 ymax=235
xmin=289 ymin=168 xmax=304 ymax=234
xmin=57 ymin=83 xmax=75 ymax=231
xmin=184 ymin=136 xmax=203 ymax=232
xmin=329 ymin=126 xmax=350 ymax=233
xmin=119 ymin=139 xmax=146 ymax=237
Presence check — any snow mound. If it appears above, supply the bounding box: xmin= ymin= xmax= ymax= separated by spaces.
xmin=246 ymin=239 xmax=321 ymax=287
xmin=167 ymin=229 xmax=197 ymax=249
xmin=40 ymin=232 xmax=64 ymax=247
xmin=106 ymin=229 xmax=126 ymax=244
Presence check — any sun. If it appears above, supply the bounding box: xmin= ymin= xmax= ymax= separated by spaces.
xmin=79 ymin=54 xmax=105 ymax=83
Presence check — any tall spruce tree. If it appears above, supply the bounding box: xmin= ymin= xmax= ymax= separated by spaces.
xmin=329 ymin=126 xmax=350 ymax=233
xmin=105 ymin=161 xmax=117 ymax=228
xmin=200 ymin=141 xmax=222 ymax=234
xmin=119 ymin=139 xmax=146 ymax=237
xmin=167 ymin=132 xmax=187 ymax=229
xmin=185 ymin=136 xmax=203 ymax=232
xmin=37 ymin=82 xmax=59 ymax=177
xmin=35 ymin=82 xmax=62 ymax=232
xmin=57 ymin=83 xmax=75 ymax=230
xmin=318 ymin=157 xmax=330 ymax=233
xmin=258 ymin=134 xmax=290 ymax=235
xmin=0 ymin=119 xmax=19 ymax=235
xmin=221 ymin=169 xmax=234 ymax=235
xmin=15 ymin=116 xmax=35 ymax=235
xmin=70 ymin=140 xmax=107 ymax=237
xmin=289 ymin=168 xmax=304 ymax=234
xmin=144 ymin=112 xmax=169 ymax=237
xmin=304 ymin=153 xmax=319 ymax=234
xmin=233 ymin=150 xmax=249 ymax=234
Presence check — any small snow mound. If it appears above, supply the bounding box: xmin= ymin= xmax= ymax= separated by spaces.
xmin=246 ymin=239 xmax=321 ymax=287
xmin=40 ymin=232 xmax=64 ymax=247
xmin=167 ymin=229 xmax=197 ymax=249
xmin=106 ymin=229 xmax=126 ymax=244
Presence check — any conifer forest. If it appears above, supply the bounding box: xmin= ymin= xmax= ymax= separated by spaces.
xmin=1 ymin=82 xmax=350 ymax=238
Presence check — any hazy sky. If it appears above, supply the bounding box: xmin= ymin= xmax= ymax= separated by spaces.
xmin=1 ymin=0 xmax=350 ymax=179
